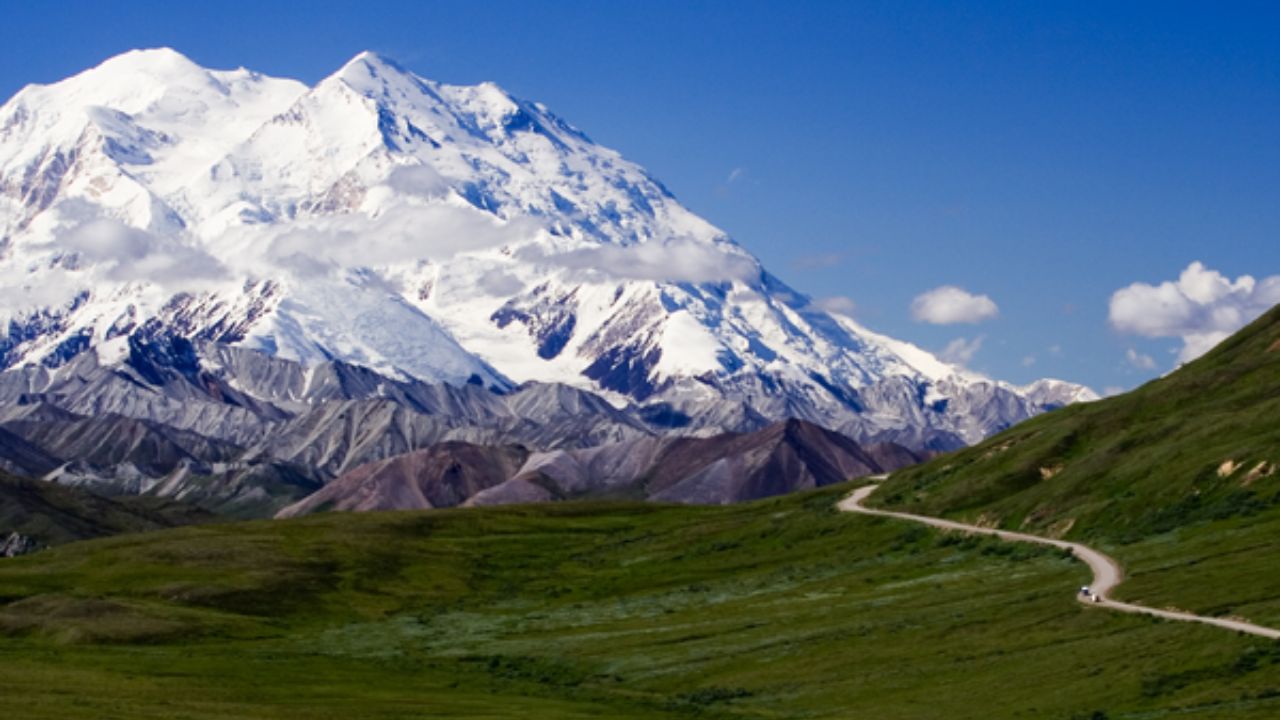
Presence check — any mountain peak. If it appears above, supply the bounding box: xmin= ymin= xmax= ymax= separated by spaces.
xmin=92 ymin=47 xmax=206 ymax=80
xmin=320 ymin=50 xmax=448 ymax=115
xmin=334 ymin=50 xmax=418 ymax=88
xmin=6 ymin=46 xmax=222 ymax=117
xmin=340 ymin=50 xmax=394 ymax=71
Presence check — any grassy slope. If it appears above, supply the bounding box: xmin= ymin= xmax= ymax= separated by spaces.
xmin=0 ymin=471 xmax=215 ymax=547
xmin=876 ymin=305 xmax=1280 ymax=625
xmin=1 ymin=485 xmax=1278 ymax=719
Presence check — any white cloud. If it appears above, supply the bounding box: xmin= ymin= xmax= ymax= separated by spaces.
xmin=813 ymin=295 xmax=856 ymax=316
xmin=910 ymin=285 xmax=999 ymax=325
xmin=476 ymin=269 xmax=525 ymax=296
xmin=1125 ymin=348 xmax=1157 ymax=370
xmin=384 ymin=164 xmax=450 ymax=199
xmin=0 ymin=264 xmax=85 ymax=318
xmin=518 ymin=238 xmax=759 ymax=284
xmin=1109 ymin=261 xmax=1280 ymax=363
xmin=726 ymin=167 xmax=745 ymax=184
xmin=0 ymin=217 xmax=238 ymax=321
xmin=221 ymin=202 xmax=543 ymax=278
xmin=940 ymin=336 xmax=984 ymax=365
xmin=59 ymin=219 xmax=230 ymax=286
xmin=36 ymin=195 xmax=534 ymax=292
xmin=1021 ymin=354 xmax=1036 ymax=367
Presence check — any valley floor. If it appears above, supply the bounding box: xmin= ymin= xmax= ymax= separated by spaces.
xmin=1 ymin=484 xmax=1278 ymax=719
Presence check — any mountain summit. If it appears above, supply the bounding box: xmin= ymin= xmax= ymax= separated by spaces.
xmin=0 ymin=49 xmax=1095 ymax=449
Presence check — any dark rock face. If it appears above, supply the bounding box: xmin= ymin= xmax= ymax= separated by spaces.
xmin=0 ymin=291 xmax=90 ymax=369
xmin=582 ymin=345 xmax=662 ymax=400
xmin=0 ymin=426 xmax=62 ymax=477
xmin=490 ymin=286 xmax=579 ymax=360
xmin=0 ymin=531 xmax=39 ymax=558
xmin=126 ymin=334 xmax=202 ymax=386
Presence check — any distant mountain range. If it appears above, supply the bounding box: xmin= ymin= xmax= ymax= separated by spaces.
xmin=0 ymin=336 xmax=920 ymax=519
xmin=0 ymin=50 xmax=1096 ymax=529
xmin=279 ymin=417 xmax=924 ymax=516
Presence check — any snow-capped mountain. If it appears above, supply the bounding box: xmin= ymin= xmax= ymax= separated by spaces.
xmin=0 ymin=49 xmax=1095 ymax=449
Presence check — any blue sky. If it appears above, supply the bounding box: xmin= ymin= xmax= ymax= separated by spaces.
xmin=2 ymin=1 xmax=1277 ymax=393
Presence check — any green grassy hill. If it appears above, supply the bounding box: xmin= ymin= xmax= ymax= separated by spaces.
xmin=876 ymin=305 xmax=1280 ymax=626
xmin=1 ymin=484 xmax=1278 ymax=718
xmin=0 ymin=471 xmax=214 ymax=549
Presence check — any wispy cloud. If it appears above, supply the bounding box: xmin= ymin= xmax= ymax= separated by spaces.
xmin=517 ymin=238 xmax=760 ymax=284
xmin=812 ymin=295 xmax=856 ymax=316
xmin=3 ymin=217 xmax=238 ymax=321
xmin=1125 ymin=348 xmax=1157 ymax=370
xmin=940 ymin=336 xmax=984 ymax=365
xmin=59 ymin=218 xmax=230 ymax=286
xmin=220 ymin=201 xmax=543 ymax=278
xmin=0 ymin=264 xmax=85 ymax=318
xmin=476 ymin=269 xmax=524 ymax=296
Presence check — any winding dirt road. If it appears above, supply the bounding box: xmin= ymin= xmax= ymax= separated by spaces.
xmin=839 ymin=483 xmax=1280 ymax=640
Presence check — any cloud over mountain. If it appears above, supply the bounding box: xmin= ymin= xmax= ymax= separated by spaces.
xmin=812 ymin=295 xmax=857 ymax=316
xmin=59 ymin=219 xmax=231 ymax=285
xmin=940 ymin=336 xmax=984 ymax=365
xmin=517 ymin=238 xmax=759 ymax=284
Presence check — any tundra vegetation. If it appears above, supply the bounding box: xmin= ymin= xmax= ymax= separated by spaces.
xmin=1 ymin=482 xmax=1278 ymax=718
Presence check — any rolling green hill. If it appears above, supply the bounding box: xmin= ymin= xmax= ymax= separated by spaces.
xmin=0 ymin=471 xmax=215 ymax=550
xmin=1 ymin=484 xmax=1278 ymax=718
xmin=875 ymin=304 xmax=1280 ymax=626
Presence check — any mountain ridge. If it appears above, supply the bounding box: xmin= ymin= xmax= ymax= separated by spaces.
xmin=275 ymin=417 xmax=922 ymax=517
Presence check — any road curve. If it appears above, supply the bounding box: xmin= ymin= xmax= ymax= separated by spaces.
xmin=839 ymin=483 xmax=1280 ymax=640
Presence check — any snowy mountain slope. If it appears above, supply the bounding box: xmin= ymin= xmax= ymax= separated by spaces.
xmin=0 ymin=49 xmax=1096 ymax=449
xmin=0 ymin=48 xmax=307 ymax=257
